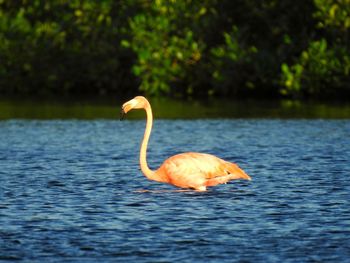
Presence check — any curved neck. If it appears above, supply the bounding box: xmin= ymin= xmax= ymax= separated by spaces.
xmin=139 ymin=102 xmax=158 ymax=181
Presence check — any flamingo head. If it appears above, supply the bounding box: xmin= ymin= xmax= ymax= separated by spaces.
xmin=120 ymin=96 xmax=148 ymax=120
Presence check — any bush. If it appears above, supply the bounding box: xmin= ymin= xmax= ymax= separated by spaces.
xmin=0 ymin=0 xmax=349 ymax=100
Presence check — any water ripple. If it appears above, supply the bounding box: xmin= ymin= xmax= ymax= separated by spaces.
xmin=0 ymin=120 xmax=349 ymax=262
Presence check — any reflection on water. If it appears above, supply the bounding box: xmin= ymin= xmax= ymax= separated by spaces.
xmin=0 ymin=119 xmax=350 ymax=262
xmin=1 ymin=97 xmax=350 ymax=119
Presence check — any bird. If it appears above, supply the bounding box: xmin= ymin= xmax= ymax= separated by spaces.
xmin=120 ymin=96 xmax=251 ymax=191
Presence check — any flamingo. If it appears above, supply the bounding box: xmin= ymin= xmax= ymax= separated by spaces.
xmin=120 ymin=96 xmax=251 ymax=191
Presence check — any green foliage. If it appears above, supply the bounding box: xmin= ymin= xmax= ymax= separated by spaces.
xmin=210 ymin=26 xmax=257 ymax=96
xmin=121 ymin=0 xmax=205 ymax=96
xmin=281 ymin=39 xmax=350 ymax=97
xmin=206 ymin=0 xmax=319 ymax=98
xmin=0 ymin=0 xmax=349 ymax=99
xmin=314 ymin=0 xmax=350 ymax=30
xmin=0 ymin=0 xmax=136 ymax=96
xmin=280 ymin=0 xmax=350 ymax=98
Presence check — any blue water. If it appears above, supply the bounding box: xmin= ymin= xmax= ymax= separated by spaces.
xmin=1 ymin=119 xmax=349 ymax=262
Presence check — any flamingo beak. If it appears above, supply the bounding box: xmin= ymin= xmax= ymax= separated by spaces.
xmin=120 ymin=107 xmax=126 ymax=121
xmin=120 ymin=98 xmax=137 ymax=120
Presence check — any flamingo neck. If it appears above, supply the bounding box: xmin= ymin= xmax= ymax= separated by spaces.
xmin=139 ymin=102 xmax=158 ymax=181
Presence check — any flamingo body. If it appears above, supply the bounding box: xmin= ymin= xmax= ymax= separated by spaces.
xmin=121 ymin=96 xmax=251 ymax=191
xmin=156 ymin=152 xmax=250 ymax=191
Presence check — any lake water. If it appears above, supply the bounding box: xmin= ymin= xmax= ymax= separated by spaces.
xmin=1 ymin=118 xmax=349 ymax=262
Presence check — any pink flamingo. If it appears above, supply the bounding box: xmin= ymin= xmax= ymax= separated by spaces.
xmin=121 ymin=96 xmax=251 ymax=191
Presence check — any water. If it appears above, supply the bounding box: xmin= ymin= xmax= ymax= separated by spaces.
xmin=1 ymin=119 xmax=349 ymax=262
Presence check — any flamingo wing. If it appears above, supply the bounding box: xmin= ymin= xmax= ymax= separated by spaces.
xmin=157 ymin=152 xmax=249 ymax=189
